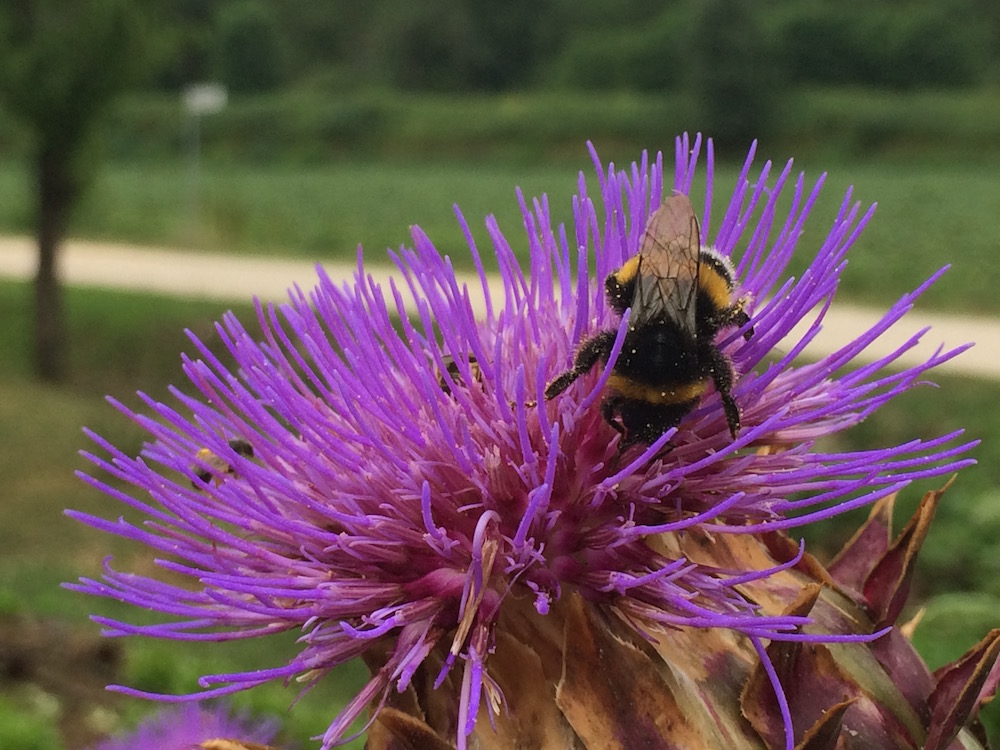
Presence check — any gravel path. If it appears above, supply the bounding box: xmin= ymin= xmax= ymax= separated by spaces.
xmin=1 ymin=235 xmax=994 ymax=380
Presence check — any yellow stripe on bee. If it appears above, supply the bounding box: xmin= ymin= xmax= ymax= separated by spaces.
xmin=698 ymin=265 xmax=733 ymax=311
xmin=606 ymin=374 xmax=708 ymax=405
xmin=614 ymin=255 xmax=641 ymax=285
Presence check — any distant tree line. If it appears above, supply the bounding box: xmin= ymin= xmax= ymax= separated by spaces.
xmin=144 ymin=0 xmax=996 ymax=96
xmin=0 ymin=0 xmax=993 ymax=383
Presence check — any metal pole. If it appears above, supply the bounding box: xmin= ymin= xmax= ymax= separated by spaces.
xmin=188 ymin=110 xmax=202 ymax=244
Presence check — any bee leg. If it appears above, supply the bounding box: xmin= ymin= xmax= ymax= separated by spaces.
xmin=544 ymin=331 xmax=615 ymax=399
xmin=732 ymin=308 xmax=754 ymax=341
xmin=709 ymin=304 xmax=754 ymax=341
xmin=720 ymin=392 xmax=741 ymax=438
xmin=705 ymin=346 xmax=741 ymax=438
xmin=730 ymin=297 xmax=754 ymax=340
xmin=601 ymin=397 xmax=626 ymax=435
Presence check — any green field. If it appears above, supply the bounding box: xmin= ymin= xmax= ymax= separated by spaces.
xmin=3 ymin=151 xmax=1000 ymax=746
xmin=1 ymin=154 xmax=997 ymax=316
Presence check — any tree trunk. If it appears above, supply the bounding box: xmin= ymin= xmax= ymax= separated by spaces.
xmin=33 ymin=143 xmax=76 ymax=382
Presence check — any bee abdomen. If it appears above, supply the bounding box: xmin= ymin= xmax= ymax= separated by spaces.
xmin=606 ymin=374 xmax=708 ymax=405
xmin=697 ymin=249 xmax=736 ymax=314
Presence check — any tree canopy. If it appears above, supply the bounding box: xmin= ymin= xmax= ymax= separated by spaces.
xmin=132 ymin=0 xmax=998 ymax=95
xmin=0 ymin=0 xmax=145 ymax=381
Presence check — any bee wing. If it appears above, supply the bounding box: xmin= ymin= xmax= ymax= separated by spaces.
xmin=632 ymin=194 xmax=700 ymax=331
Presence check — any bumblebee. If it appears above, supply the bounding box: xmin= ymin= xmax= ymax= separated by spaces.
xmin=545 ymin=194 xmax=753 ymax=447
xmin=190 ymin=438 xmax=254 ymax=487
xmin=200 ymin=741 xmax=280 ymax=750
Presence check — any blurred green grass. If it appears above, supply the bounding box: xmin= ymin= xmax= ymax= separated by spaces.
xmin=1 ymin=155 xmax=996 ymax=314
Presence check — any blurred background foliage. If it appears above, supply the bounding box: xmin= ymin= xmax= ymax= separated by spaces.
xmin=1 ymin=0 xmax=1000 ymax=747
xmin=2 ymin=0 xmax=1000 ymax=164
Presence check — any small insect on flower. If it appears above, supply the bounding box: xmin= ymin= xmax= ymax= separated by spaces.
xmin=436 ymin=353 xmax=483 ymax=395
xmin=438 ymin=353 xmax=537 ymax=407
xmin=545 ymin=193 xmax=753 ymax=446
xmin=190 ymin=438 xmax=254 ymax=487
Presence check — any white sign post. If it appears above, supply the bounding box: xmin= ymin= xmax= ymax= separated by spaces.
xmin=182 ymin=83 xmax=228 ymax=244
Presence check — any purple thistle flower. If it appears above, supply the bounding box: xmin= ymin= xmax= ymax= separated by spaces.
xmin=89 ymin=702 xmax=280 ymax=750
xmin=68 ymin=134 xmax=977 ymax=749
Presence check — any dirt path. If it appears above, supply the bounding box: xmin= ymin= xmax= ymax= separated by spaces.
xmin=1 ymin=235 xmax=995 ymax=380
